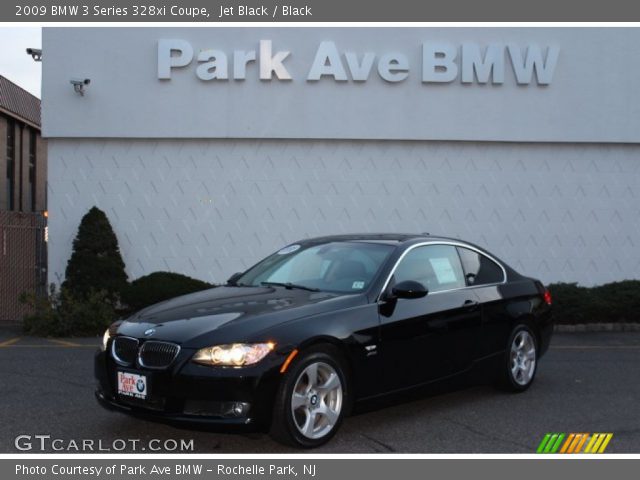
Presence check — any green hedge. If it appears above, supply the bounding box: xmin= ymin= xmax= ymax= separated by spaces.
xmin=548 ymin=281 xmax=640 ymax=324
xmin=20 ymin=208 xmax=217 ymax=337
xmin=122 ymin=271 xmax=214 ymax=314
xmin=21 ymin=272 xmax=214 ymax=337
xmin=21 ymin=286 xmax=117 ymax=337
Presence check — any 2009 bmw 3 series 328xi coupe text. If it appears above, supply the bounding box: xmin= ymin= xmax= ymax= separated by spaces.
xmin=95 ymin=234 xmax=553 ymax=448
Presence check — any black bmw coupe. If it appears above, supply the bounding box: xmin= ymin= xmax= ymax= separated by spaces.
xmin=96 ymin=234 xmax=553 ymax=447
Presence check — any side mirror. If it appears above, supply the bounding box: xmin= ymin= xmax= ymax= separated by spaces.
xmin=226 ymin=272 xmax=243 ymax=286
xmin=391 ymin=280 xmax=428 ymax=299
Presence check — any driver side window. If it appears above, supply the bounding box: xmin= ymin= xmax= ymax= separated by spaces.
xmin=394 ymin=244 xmax=465 ymax=293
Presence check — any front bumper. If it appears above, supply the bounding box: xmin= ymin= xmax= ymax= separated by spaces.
xmin=94 ymin=389 xmax=257 ymax=431
xmin=94 ymin=345 xmax=283 ymax=432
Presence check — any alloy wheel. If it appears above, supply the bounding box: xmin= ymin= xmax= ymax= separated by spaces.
xmin=510 ymin=330 xmax=537 ymax=386
xmin=290 ymin=361 xmax=343 ymax=440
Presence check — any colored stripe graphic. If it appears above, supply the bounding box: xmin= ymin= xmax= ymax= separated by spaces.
xmin=536 ymin=434 xmax=552 ymax=453
xmin=566 ymin=434 xmax=580 ymax=453
xmin=544 ymin=434 xmax=559 ymax=453
xmin=559 ymin=433 xmax=575 ymax=453
xmin=537 ymin=433 xmax=565 ymax=453
xmin=584 ymin=434 xmax=601 ymax=453
xmin=549 ymin=433 xmax=565 ymax=453
xmin=574 ymin=433 xmax=589 ymax=453
xmin=537 ymin=433 xmax=613 ymax=454
xmin=598 ymin=434 xmax=613 ymax=453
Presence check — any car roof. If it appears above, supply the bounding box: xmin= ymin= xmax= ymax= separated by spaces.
xmin=290 ymin=233 xmax=521 ymax=279
xmin=296 ymin=233 xmax=463 ymax=246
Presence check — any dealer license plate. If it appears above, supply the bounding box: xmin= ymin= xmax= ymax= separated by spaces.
xmin=117 ymin=371 xmax=148 ymax=399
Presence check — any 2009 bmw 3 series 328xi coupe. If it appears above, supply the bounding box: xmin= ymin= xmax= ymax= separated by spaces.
xmin=96 ymin=234 xmax=553 ymax=448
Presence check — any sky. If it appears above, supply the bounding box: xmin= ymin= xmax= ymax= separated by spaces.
xmin=0 ymin=27 xmax=42 ymax=98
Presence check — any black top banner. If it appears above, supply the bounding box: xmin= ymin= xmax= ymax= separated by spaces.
xmin=5 ymin=0 xmax=640 ymax=22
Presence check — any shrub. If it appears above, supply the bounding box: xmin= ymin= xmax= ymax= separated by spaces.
xmin=548 ymin=280 xmax=640 ymax=324
xmin=21 ymin=206 xmax=125 ymax=336
xmin=21 ymin=285 xmax=117 ymax=337
xmin=20 ymin=285 xmax=62 ymax=336
xmin=62 ymin=206 xmax=128 ymax=303
xmin=122 ymin=271 xmax=214 ymax=314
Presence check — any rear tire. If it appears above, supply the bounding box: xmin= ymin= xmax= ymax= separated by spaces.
xmin=496 ymin=323 xmax=538 ymax=392
xmin=270 ymin=345 xmax=349 ymax=448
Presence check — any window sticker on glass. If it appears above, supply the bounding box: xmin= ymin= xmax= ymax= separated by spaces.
xmin=428 ymin=257 xmax=457 ymax=284
xmin=352 ymin=281 xmax=365 ymax=289
xmin=277 ymin=244 xmax=301 ymax=255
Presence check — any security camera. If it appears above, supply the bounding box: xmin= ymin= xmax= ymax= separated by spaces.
xmin=26 ymin=48 xmax=42 ymax=62
xmin=70 ymin=78 xmax=91 ymax=96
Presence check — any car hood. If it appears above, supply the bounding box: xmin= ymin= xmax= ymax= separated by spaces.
xmin=116 ymin=285 xmax=365 ymax=348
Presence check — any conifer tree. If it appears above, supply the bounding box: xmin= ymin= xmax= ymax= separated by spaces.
xmin=62 ymin=206 xmax=128 ymax=302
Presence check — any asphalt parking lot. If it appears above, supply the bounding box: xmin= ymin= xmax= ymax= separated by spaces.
xmin=0 ymin=329 xmax=639 ymax=453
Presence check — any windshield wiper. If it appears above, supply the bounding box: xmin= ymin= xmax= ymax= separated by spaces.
xmin=260 ymin=281 xmax=320 ymax=292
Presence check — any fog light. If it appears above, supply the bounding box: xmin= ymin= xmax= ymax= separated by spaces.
xmin=224 ymin=401 xmax=250 ymax=417
xmin=183 ymin=400 xmax=250 ymax=418
xmin=232 ymin=402 xmax=246 ymax=416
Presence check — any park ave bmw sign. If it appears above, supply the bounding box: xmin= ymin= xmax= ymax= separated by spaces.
xmin=158 ymin=39 xmax=559 ymax=85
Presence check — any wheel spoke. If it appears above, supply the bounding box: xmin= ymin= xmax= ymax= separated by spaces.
xmin=319 ymin=372 xmax=340 ymax=393
xmin=305 ymin=363 xmax=319 ymax=388
xmin=291 ymin=392 xmax=307 ymax=410
xmin=318 ymin=404 xmax=339 ymax=426
xmin=302 ymin=411 xmax=316 ymax=437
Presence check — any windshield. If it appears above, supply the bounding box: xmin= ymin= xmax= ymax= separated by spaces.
xmin=236 ymin=241 xmax=395 ymax=293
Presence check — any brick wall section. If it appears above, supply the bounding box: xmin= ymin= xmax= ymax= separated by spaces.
xmin=1 ymin=118 xmax=20 ymax=212
xmin=20 ymin=124 xmax=28 ymax=211
xmin=0 ymin=78 xmax=47 ymax=322
xmin=36 ymin=132 xmax=47 ymax=212
xmin=0 ymin=211 xmax=47 ymax=323
xmin=0 ymin=116 xmax=6 ymax=211
xmin=8 ymin=120 xmax=18 ymax=211
xmin=19 ymin=124 xmax=47 ymax=212
xmin=0 ymin=115 xmax=48 ymax=322
xmin=0 ymin=114 xmax=47 ymax=213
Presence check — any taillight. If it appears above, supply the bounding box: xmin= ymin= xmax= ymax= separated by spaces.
xmin=543 ymin=289 xmax=552 ymax=305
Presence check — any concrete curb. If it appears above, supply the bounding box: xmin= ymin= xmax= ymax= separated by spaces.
xmin=554 ymin=323 xmax=640 ymax=332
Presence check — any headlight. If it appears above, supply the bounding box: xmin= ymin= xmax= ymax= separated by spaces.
xmin=102 ymin=328 xmax=111 ymax=351
xmin=192 ymin=342 xmax=275 ymax=367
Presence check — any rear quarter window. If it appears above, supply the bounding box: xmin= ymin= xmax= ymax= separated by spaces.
xmin=456 ymin=247 xmax=505 ymax=286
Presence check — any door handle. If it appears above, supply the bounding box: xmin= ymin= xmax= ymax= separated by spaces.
xmin=463 ymin=299 xmax=479 ymax=311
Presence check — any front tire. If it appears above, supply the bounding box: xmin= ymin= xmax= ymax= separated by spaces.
xmin=270 ymin=346 xmax=348 ymax=448
xmin=497 ymin=324 xmax=538 ymax=392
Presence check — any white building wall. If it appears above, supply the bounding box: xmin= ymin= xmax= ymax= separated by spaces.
xmin=42 ymin=28 xmax=640 ymax=143
xmin=48 ymin=138 xmax=640 ymax=286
